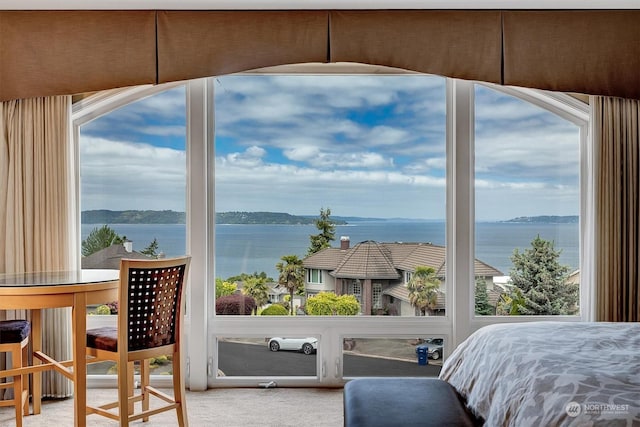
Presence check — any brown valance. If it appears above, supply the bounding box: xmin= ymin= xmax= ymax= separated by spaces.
xmin=157 ymin=11 xmax=329 ymax=84
xmin=329 ymin=11 xmax=502 ymax=84
xmin=2 ymin=9 xmax=640 ymax=101
xmin=503 ymin=11 xmax=640 ymax=100
xmin=0 ymin=11 xmax=156 ymax=102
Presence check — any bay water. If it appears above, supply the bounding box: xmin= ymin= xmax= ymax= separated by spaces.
xmin=81 ymin=221 xmax=579 ymax=280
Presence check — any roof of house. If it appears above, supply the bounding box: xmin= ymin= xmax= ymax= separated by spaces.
xmin=303 ymin=240 xmax=503 ymax=279
xmin=81 ymin=243 xmax=151 ymax=269
xmin=383 ymin=282 xmax=446 ymax=310
xmin=331 ymin=241 xmax=400 ymax=280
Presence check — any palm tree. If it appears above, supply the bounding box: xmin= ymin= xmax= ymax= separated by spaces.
xmin=241 ymin=276 xmax=269 ymax=314
xmin=407 ymin=266 xmax=441 ymax=316
xmin=275 ymin=254 xmax=305 ymax=315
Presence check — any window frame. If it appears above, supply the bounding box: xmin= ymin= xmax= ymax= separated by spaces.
xmin=71 ymin=67 xmax=592 ymax=390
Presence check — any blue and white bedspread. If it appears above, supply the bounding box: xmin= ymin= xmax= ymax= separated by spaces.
xmin=440 ymin=322 xmax=640 ymax=426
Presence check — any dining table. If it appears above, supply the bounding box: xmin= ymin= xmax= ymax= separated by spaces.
xmin=0 ymin=269 xmax=119 ymax=427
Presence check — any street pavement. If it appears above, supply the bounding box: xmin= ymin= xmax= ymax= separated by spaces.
xmin=218 ymin=341 xmax=442 ymax=377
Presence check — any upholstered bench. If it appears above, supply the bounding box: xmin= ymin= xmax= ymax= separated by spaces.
xmin=343 ymin=377 xmax=481 ymax=427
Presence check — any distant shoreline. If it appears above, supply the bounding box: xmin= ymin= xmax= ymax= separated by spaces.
xmin=81 ymin=210 xmax=578 ymax=225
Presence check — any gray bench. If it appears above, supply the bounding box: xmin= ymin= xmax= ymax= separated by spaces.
xmin=343 ymin=378 xmax=481 ymax=427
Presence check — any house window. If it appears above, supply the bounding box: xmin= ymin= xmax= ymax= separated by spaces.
xmin=348 ymin=280 xmax=363 ymax=306
xmin=307 ymin=269 xmax=323 ymax=284
xmin=405 ymin=271 xmax=412 ymax=283
xmin=372 ymin=283 xmax=382 ymax=309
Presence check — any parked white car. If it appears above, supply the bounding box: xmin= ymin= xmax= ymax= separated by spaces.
xmin=267 ymin=337 xmax=318 ymax=355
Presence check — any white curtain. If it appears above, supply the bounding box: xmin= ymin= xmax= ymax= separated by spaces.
xmin=593 ymin=96 xmax=640 ymax=322
xmin=0 ymin=96 xmax=74 ymax=397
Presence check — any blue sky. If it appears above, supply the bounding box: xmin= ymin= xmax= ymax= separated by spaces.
xmin=80 ymin=75 xmax=579 ymax=221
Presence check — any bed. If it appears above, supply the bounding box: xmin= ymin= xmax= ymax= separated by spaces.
xmin=439 ymin=321 xmax=640 ymax=426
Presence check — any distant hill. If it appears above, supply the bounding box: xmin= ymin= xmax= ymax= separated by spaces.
xmin=503 ymin=215 xmax=579 ymax=224
xmin=82 ymin=210 xmax=347 ymax=225
xmin=82 ymin=210 xmax=185 ymax=224
xmin=217 ymin=211 xmax=347 ymax=225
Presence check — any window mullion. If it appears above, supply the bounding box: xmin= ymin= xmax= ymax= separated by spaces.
xmin=446 ymin=79 xmax=475 ymax=351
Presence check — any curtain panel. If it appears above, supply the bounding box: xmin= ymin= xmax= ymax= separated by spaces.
xmin=0 ymin=95 xmax=73 ymax=397
xmin=593 ymin=96 xmax=640 ymax=322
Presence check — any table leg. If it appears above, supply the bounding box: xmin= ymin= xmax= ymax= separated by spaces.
xmin=72 ymin=293 xmax=87 ymax=427
xmin=31 ymin=308 xmax=42 ymax=415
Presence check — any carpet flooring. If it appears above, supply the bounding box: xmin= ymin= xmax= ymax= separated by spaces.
xmin=0 ymin=387 xmax=344 ymax=426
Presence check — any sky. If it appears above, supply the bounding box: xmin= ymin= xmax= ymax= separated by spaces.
xmin=80 ymin=75 xmax=580 ymax=221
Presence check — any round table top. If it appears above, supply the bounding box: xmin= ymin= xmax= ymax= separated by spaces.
xmin=0 ymin=269 xmax=119 ymax=288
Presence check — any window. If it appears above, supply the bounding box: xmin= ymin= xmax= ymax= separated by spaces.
xmin=348 ymin=280 xmax=363 ymax=307
xmin=308 ymin=269 xmax=323 ymax=284
xmin=75 ymin=85 xmax=187 ymax=380
xmin=72 ymin=70 xmax=591 ymax=390
xmin=372 ymin=283 xmax=382 ymax=309
xmin=473 ymin=85 xmax=582 ymax=317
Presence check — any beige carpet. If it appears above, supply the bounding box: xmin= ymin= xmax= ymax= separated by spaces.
xmin=0 ymin=388 xmax=344 ymax=426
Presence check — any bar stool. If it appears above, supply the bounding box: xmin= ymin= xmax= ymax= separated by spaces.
xmin=0 ymin=320 xmax=31 ymax=427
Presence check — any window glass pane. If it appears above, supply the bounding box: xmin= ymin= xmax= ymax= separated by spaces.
xmin=217 ymin=337 xmax=318 ymax=377
xmin=342 ymin=337 xmax=443 ymax=377
xmin=79 ymin=86 xmax=187 ymax=375
xmin=474 ymin=85 xmax=580 ymax=316
xmin=213 ymin=75 xmax=447 ymax=317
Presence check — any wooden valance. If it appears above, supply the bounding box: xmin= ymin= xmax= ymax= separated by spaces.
xmin=329 ymin=11 xmax=502 ymax=84
xmin=0 ymin=11 xmax=156 ymax=101
xmin=1 ymin=9 xmax=640 ymax=101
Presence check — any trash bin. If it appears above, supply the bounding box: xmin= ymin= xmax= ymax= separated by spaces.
xmin=416 ymin=345 xmax=429 ymax=366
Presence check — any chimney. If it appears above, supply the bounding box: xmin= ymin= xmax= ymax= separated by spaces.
xmin=340 ymin=236 xmax=350 ymax=250
xmin=123 ymin=240 xmax=133 ymax=253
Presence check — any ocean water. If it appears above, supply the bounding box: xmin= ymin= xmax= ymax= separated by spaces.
xmin=81 ymin=221 xmax=579 ymax=280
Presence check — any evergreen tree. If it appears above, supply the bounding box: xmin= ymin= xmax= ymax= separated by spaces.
xmin=474 ymin=279 xmax=494 ymax=315
xmin=141 ymin=238 xmax=160 ymax=258
xmin=508 ymin=235 xmax=578 ymax=315
xmin=307 ymin=207 xmax=336 ymax=255
xmin=407 ymin=266 xmax=441 ymax=316
xmin=275 ymin=255 xmax=305 ymax=315
xmin=81 ymin=224 xmax=125 ymax=256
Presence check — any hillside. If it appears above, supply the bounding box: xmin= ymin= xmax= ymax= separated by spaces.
xmin=216 ymin=211 xmax=346 ymax=225
xmin=82 ymin=210 xmax=347 ymax=225
xmin=82 ymin=210 xmax=185 ymax=224
xmin=504 ymin=215 xmax=578 ymax=224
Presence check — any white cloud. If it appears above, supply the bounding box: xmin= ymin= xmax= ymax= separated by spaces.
xmin=80 ymin=137 xmax=186 ymax=211
xmin=82 ymin=75 xmax=581 ymax=220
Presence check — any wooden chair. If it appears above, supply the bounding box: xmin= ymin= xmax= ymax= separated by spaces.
xmin=85 ymin=256 xmax=191 ymax=426
xmin=0 ymin=320 xmax=31 ymax=427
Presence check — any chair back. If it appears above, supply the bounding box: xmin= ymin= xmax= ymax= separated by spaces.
xmin=119 ymin=256 xmax=191 ymax=352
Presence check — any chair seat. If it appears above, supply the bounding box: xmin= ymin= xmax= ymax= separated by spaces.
xmin=0 ymin=320 xmax=31 ymax=343
xmin=87 ymin=327 xmax=118 ymax=352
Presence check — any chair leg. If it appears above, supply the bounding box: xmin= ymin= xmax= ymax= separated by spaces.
xmin=13 ymin=346 xmax=24 ymax=427
xmin=21 ymin=344 xmax=29 ymax=417
xmin=141 ymin=359 xmax=150 ymax=422
xmin=172 ymin=350 xmax=188 ymax=427
xmin=117 ymin=358 xmax=130 ymax=427
xmin=127 ymin=361 xmax=135 ymax=416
